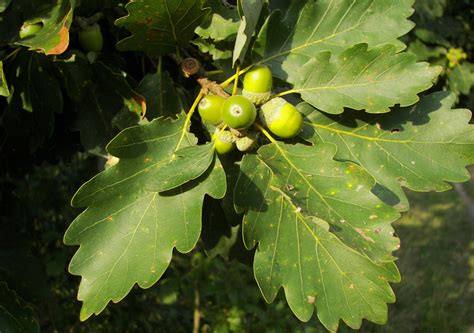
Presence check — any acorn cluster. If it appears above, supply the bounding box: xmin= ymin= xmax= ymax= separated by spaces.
xmin=198 ymin=65 xmax=303 ymax=154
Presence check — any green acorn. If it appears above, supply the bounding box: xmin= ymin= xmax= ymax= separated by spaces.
xmin=236 ymin=131 xmax=259 ymax=152
xmin=212 ymin=130 xmax=235 ymax=154
xmin=260 ymin=97 xmax=303 ymax=139
xmin=242 ymin=65 xmax=273 ymax=105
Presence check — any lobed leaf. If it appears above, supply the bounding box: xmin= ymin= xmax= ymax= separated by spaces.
xmin=253 ymin=0 xmax=415 ymax=82
xmin=116 ymin=0 xmax=210 ymax=55
xmin=65 ymin=116 xmax=226 ymax=320
xmin=292 ymin=44 xmax=440 ymax=114
xmin=195 ymin=0 xmax=239 ymax=42
xmin=235 ymin=142 xmax=401 ymax=330
xmin=300 ymin=91 xmax=474 ymax=211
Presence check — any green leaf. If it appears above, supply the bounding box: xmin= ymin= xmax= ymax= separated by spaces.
xmin=233 ymin=0 xmax=263 ymax=66
xmin=136 ymin=70 xmax=184 ymax=119
xmin=253 ymin=0 xmax=415 ymax=82
xmin=234 ymin=143 xmax=400 ymax=331
xmin=448 ymin=62 xmax=474 ymax=96
xmin=407 ymin=40 xmax=446 ymax=62
xmin=300 ymin=92 xmax=474 ymax=211
xmin=192 ymin=38 xmax=233 ymax=60
xmin=5 ymin=50 xmax=63 ymax=150
xmin=64 ymin=116 xmax=226 ymax=320
xmin=0 ymin=282 xmax=39 ymax=333
xmin=116 ymin=0 xmax=210 ymax=55
xmin=292 ymin=44 xmax=441 ymax=114
xmin=195 ymin=0 xmax=239 ymax=42
xmin=0 ymin=0 xmax=10 ymax=13
xmin=14 ymin=0 xmax=73 ymax=55
xmin=0 ymin=61 xmax=9 ymax=97
xmin=56 ymin=59 xmax=144 ymax=153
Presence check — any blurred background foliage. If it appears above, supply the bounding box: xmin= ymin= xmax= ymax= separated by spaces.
xmin=0 ymin=0 xmax=473 ymax=332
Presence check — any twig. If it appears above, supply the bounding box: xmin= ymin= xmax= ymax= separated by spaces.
xmin=192 ymin=286 xmax=201 ymax=333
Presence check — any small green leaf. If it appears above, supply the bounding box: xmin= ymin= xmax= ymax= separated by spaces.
xmin=0 ymin=61 xmax=9 ymax=97
xmin=116 ymin=0 xmax=210 ymax=55
xmin=301 ymin=91 xmax=474 ymax=211
xmin=0 ymin=282 xmax=39 ymax=333
xmin=253 ymin=0 xmax=415 ymax=82
xmin=195 ymin=0 xmax=239 ymax=42
xmin=448 ymin=62 xmax=474 ymax=96
xmin=234 ymin=143 xmax=400 ymax=331
xmin=192 ymin=38 xmax=233 ymax=60
xmin=292 ymin=44 xmax=441 ymax=114
xmin=232 ymin=0 xmax=263 ymax=66
xmin=65 ymin=116 xmax=226 ymax=320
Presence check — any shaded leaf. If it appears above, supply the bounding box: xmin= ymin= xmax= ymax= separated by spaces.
xmin=56 ymin=59 xmax=144 ymax=153
xmin=14 ymin=0 xmax=74 ymax=55
xmin=64 ymin=116 xmax=226 ymax=320
xmin=0 ymin=61 xmax=9 ymax=97
xmin=234 ymin=143 xmax=400 ymax=330
xmin=448 ymin=62 xmax=474 ymax=96
xmin=192 ymin=38 xmax=233 ymax=60
xmin=195 ymin=0 xmax=239 ymax=42
xmin=0 ymin=0 xmax=10 ymax=13
xmin=136 ymin=70 xmax=183 ymax=119
xmin=233 ymin=0 xmax=263 ymax=66
xmin=253 ymin=0 xmax=415 ymax=82
xmin=300 ymin=92 xmax=474 ymax=211
xmin=292 ymin=44 xmax=440 ymax=114
xmin=116 ymin=0 xmax=210 ymax=55
xmin=5 ymin=50 xmax=62 ymax=150
xmin=0 ymin=282 xmax=39 ymax=333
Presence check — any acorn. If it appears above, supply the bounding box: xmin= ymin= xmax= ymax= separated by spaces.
xmin=236 ymin=131 xmax=259 ymax=152
xmin=242 ymin=65 xmax=273 ymax=105
xmin=260 ymin=97 xmax=303 ymax=139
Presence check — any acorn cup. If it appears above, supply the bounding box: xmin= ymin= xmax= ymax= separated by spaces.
xmin=212 ymin=130 xmax=235 ymax=154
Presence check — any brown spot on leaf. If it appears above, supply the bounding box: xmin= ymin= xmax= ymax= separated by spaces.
xmin=47 ymin=25 xmax=69 ymax=55
xmin=355 ymin=228 xmax=375 ymax=243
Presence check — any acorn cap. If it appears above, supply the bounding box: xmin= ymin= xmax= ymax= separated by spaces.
xmin=242 ymin=89 xmax=272 ymax=105
xmin=236 ymin=132 xmax=259 ymax=152
xmin=259 ymin=97 xmax=287 ymax=126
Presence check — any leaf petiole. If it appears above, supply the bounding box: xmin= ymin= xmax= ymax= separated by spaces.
xmin=220 ymin=65 xmax=251 ymax=89
xmin=273 ymin=89 xmax=298 ymax=98
xmin=232 ymin=64 xmax=241 ymax=96
xmin=175 ymin=91 xmax=204 ymax=152
xmin=254 ymin=123 xmax=277 ymax=144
